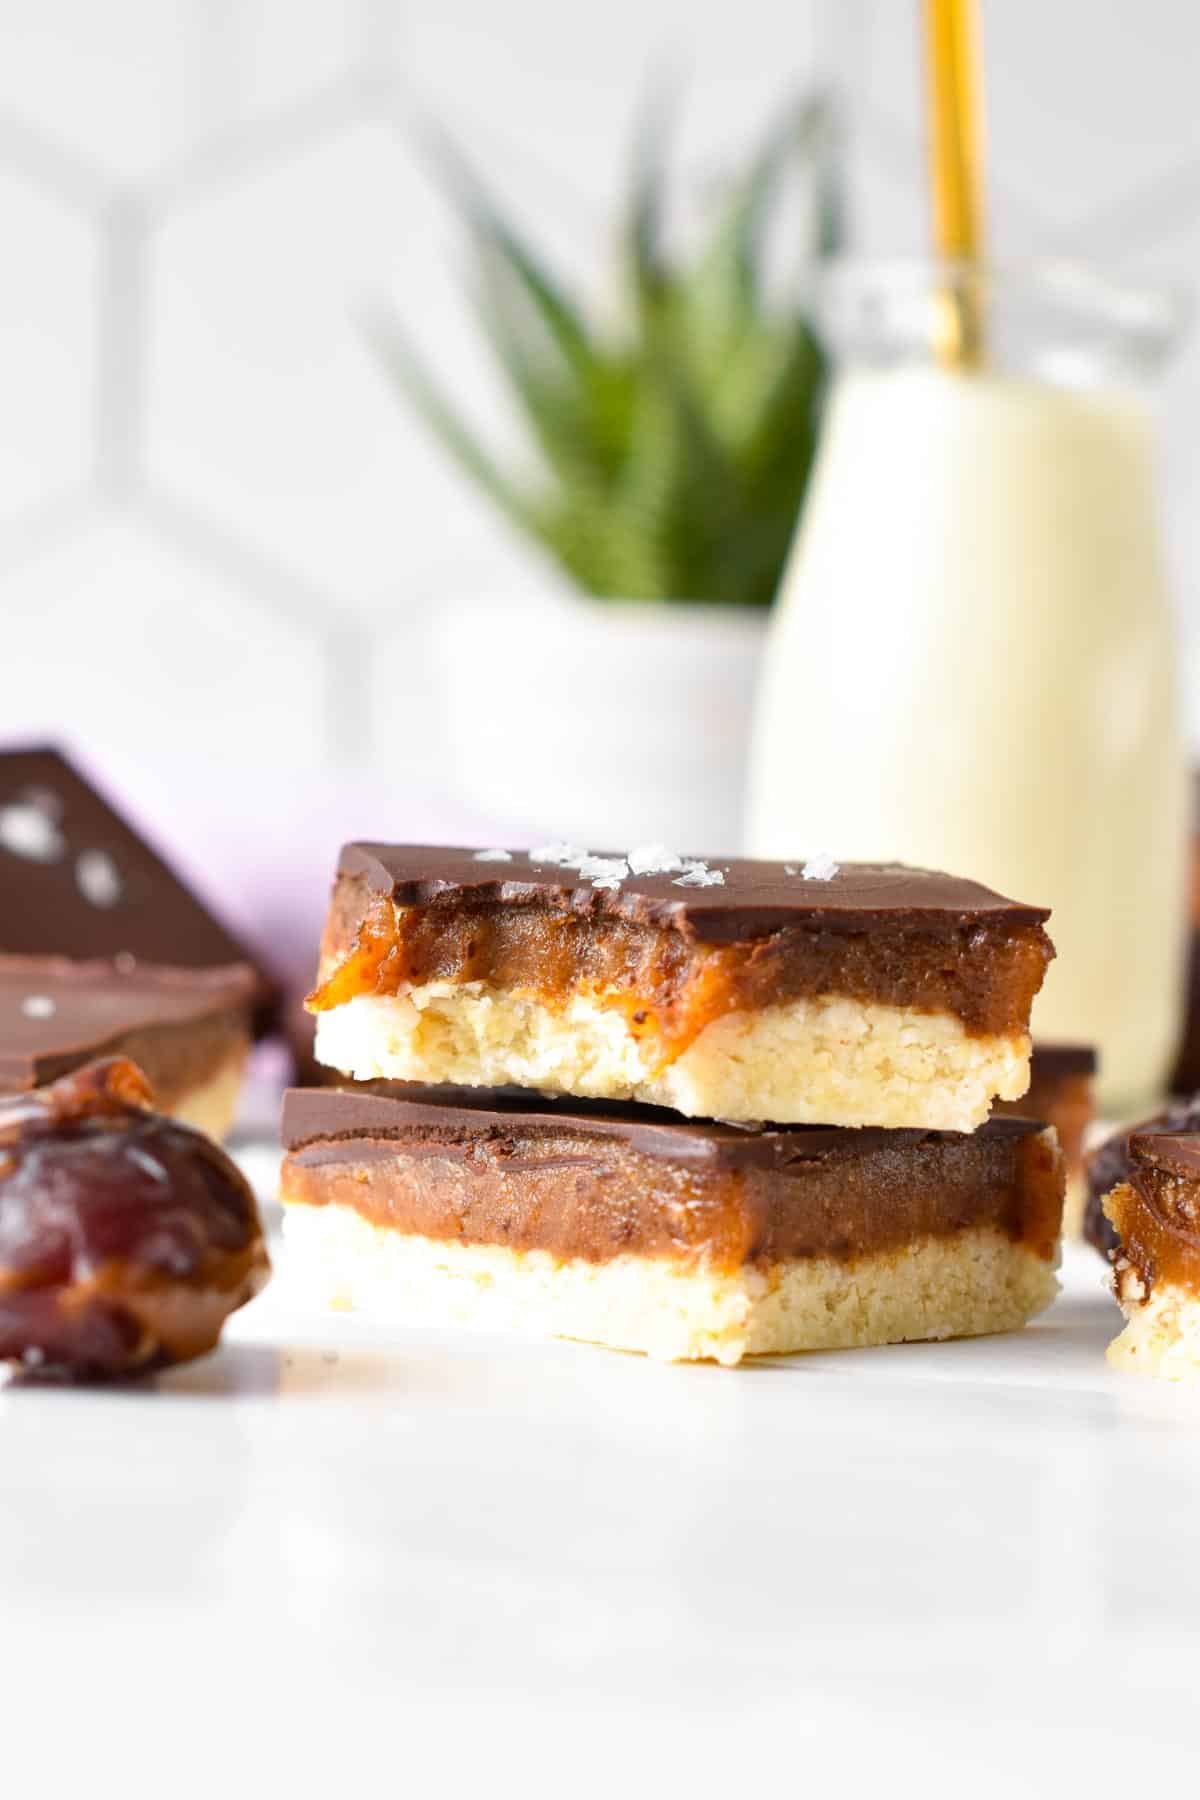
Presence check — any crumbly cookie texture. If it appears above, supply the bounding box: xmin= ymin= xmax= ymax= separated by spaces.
xmin=280 ymin=1205 xmax=1058 ymax=1367
xmin=313 ymin=985 xmax=1030 ymax=1132
xmin=1107 ymin=1238 xmax=1200 ymax=1383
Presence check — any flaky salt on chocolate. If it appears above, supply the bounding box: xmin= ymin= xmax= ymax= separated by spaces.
xmin=0 ymin=746 xmax=279 ymax=1136
xmin=0 ymin=748 xmax=275 ymax=1014
xmin=279 ymin=1085 xmax=1064 ymax=1365
xmin=306 ymin=845 xmax=1053 ymax=1132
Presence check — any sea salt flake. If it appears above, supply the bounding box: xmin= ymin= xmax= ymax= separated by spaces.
xmin=784 ymin=865 xmax=799 ymax=876
xmin=674 ymin=864 xmax=725 ymax=888
xmin=76 ymin=849 xmax=122 ymax=907
xmin=626 ymin=844 xmax=683 ymax=876
xmin=20 ymin=786 xmax=63 ymax=821
xmin=530 ymin=842 xmax=589 ymax=867
xmin=0 ymin=804 xmax=65 ymax=862
xmin=591 ymin=875 xmax=623 ymax=891
xmin=472 ymin=848 xmax=512 ymax=862
xmin=801 ymin=850 xmax=839 ymax=882
xmin=20 ymin=995 xmax=55 ymax=1019
xmin=578 ymin=856 xmax=628 ymax=884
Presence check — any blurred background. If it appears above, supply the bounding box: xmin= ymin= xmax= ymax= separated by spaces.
xmin=4 ymin=0 xmax=1200 ymax=1095
xmin=5 ymin=5 xmax=1200 ymax=755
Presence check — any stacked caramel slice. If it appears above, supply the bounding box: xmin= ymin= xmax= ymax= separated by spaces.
xmin=281 ymin=845 xmax=1062 ymax=1364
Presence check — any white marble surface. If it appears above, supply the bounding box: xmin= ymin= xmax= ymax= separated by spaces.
xmin=2 ymin=1214 xmax=1198 ymax=1796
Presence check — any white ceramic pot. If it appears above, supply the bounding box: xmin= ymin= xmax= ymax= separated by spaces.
xmin=436 ymin=590 xmax=767 ymax=853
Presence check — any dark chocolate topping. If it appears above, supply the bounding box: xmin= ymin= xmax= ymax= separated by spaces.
xmin=1106 ymin=1120 xmax=1200 ymax=1297
xmin=1089 ymin=1095 xmax=1200 ymax=1198
xmin=1083 ymin=1093 xmax=1200 ymax=1258
xmin=339 ymin=845 xmax=1049 ymax=944
xmin=282 ymin=1082 xmax=1045 ymax=1171
xmin=0 ymin=747 xmax=277 ymax=1028
xmin=0 ymin=959 xmax=258 ymax=1092
xmin=1029 ymin=1043 xmax=1098 ymax=1080
xmin=1129 ymin=1129 xmax=1200 ymax=1180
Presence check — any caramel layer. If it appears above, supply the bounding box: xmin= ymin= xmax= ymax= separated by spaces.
xmin=103 ymin=1010 xmax=249 ymax=1112
xmin=281 ymin=1091 xmax=1064 ymax=1272
xmin=311 ymin=865 xmax=1051 ymax=1069
xmin=1085 ymin=1095 xmax=1200 ymax=1262
xmin=1106 ymin=1134 xmax=1200 ymax=1294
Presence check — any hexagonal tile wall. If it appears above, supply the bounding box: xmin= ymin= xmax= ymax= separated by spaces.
xmin=0 ymin=164 xmax=99 ymax=527
xmin=1 ymin=0 xmax=1200 ymax=825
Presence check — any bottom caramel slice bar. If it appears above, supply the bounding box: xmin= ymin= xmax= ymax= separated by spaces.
xmin=1102 ymin=1128 xmax=1200 ymax=1381
xmin=993 ymin=1042 xmax=1096 ymax=1232
xmin=280 ymin=1087 xmax=1064 ymax=1365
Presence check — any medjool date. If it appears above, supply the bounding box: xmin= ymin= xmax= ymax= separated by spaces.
xmin=0 ymin=1058 xmax=269 ymax=1378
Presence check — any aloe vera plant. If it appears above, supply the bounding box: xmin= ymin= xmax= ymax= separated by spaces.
xmin=371 ymin=96 xmax=840 ymax=606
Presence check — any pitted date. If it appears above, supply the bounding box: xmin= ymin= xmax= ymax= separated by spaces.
xmin=0 ymin=1058 xmax=270 ymax=1378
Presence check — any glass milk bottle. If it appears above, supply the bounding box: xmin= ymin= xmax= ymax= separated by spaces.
xmin=747 ymin=262 xmax=1189 ymax=1113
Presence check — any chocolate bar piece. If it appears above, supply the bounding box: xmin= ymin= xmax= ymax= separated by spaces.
xmin=0 ymin=960 xmax=257 ymax=1140
xmin=993 ymin=1042 xmax=1096 ymax=1229
xmin=1083 ymin=1093 xmax=1200 ymax=1263
xmin=280 ymin=1085 xmax=1064 ymax=1365
xmin=308 ymin=846 xmax=1053 ymax=1132
xmin=0 ymin=1059 xmax=269 ymax=1377
xmin=1098 ymin=1125 xmax=1200 ymax=1382
xmin=0 ymin=746 xmax=276 ymax=1030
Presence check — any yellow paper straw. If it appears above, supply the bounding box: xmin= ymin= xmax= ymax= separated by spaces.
xmin=924 ymin=0 xmax=987 ymax=366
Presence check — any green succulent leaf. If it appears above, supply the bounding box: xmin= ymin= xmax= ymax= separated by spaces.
xmin=418 ymin=122 xmax=595 ymax=374
xmin=376 ymin=90 xmax=839 ymax=606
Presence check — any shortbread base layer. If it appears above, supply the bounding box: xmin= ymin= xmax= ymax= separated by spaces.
xmin=280 ymin=1203 xmax=1058 ymax=1365
xmin=1107 ymin=1273 xmax=1200 ymax=1383
xmin=161 ymin=1046 xmax=248 ymax=1142
xmin=313 ymin=986 xmax=1030 ymax=1132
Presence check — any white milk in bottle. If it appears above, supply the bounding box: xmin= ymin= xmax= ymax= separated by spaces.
xmin=747 ymin=266 xmax=1188 ymax=1112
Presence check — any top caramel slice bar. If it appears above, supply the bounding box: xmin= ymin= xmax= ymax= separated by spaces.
xmin=308 ymin=846 xmax=1053 ymax=1131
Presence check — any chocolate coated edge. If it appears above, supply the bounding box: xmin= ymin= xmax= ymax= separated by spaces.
xmin=0 ymin=953 xmax=259 ymax=1003
xmin=1030 ymin=1043 xmax=1098 ymax=1080
xmin=338 ymin=844 xmax=1050 ymax=942
xmin=0 ymin=746 xmax=280 ymax=1033
xmin=0 ymin=958 xmax=258 ymax=1091
xmin=1129 ymin=1130 xmax=1200 ymax=1180
xmin=281 ymin=1084 xmax=1046 ymax=1171
xmin=0 ymin=1013 xmax=249 ymax=1095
